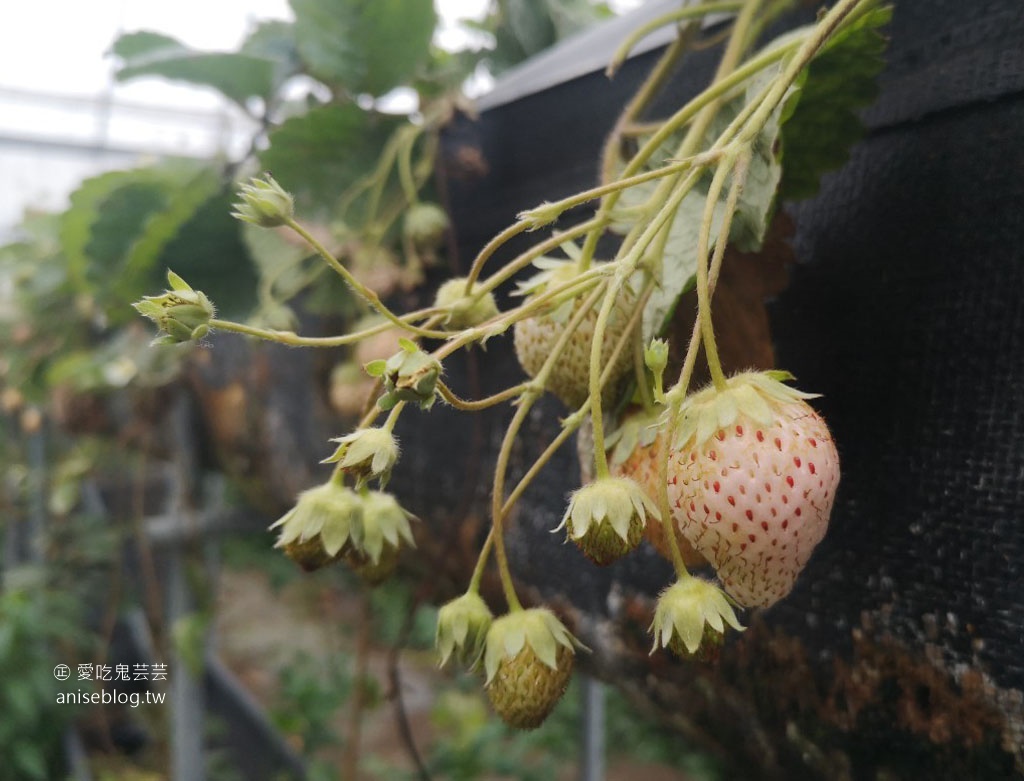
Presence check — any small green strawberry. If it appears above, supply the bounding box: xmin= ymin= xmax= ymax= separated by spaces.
xmin=650 ymin=577 xmax=743 ymax=661
xmin=133 ymin=270 xmax=215 ymax=345
xmin=231 ymin=173 xmax=294 ymax=228
xmin=365 ymin=338 xmax=442 ymax=411
xmin=344 ymin=490 xmax=416 ymax=586
xmin=433 ymin=277 xmax=500 ymax=330
xmin=270 ymin=475 xmax=363 ymax=571
xmin=484 ymin=609 xmax=578 ymax=729
xmin=557 ymin=475 xmax=658 ymax=565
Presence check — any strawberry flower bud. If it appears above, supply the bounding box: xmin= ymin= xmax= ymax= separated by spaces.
xmin=556 ymin=475 xmax=659 ymax=565
xmin=436 ymin=591 xmax=493 ymax=670
xmin=433 ymin=277 xmax=500 ymax=331
xmin=133 ymin=270 xmax=215 ymax=345
xmin=231 ymin=174 xmax=294 ymax=228
xmin=365 ymin=338 xmax=442 ymax=411
xmin=484 ymin=608 xmax=580 ymax=729
xmin=644 ymin=338 xmax=669 ymax=402
xmin=322 ymin=427 xmax=399 ymax=488
xmin=269 ymin=475 xmax=363 ymax=571
xmin=650 ymin=578 xmax=744 ymax=659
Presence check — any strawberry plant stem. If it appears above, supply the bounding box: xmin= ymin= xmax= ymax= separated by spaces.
xmin=487 ymin=282 xmax=609 ymax=610
xmin=285 ymin=217 xmax=450 ymax=340
xmin=472 ymin=280 xmax=651 ymax=596
xmin=598 ymin=23 xmax=695 ymax=200
xmin=694 ymin=150 xmax=746 ymax=391
xmin=436 ymin=381 xmax=532 ymax=411
xmin=382 ymin=402 xmax=404 ymax=434
xmin=467 ymin=528 xmax=495 ymax=595
xmin=605 ymin=1 xmax=746 ymax=78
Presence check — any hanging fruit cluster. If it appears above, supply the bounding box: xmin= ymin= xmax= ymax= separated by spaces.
xmin=136 ymin=0 xmax=889 ymax=729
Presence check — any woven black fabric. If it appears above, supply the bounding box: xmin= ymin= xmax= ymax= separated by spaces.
xmin=777 ymin=94 xmax=1024 ymax=693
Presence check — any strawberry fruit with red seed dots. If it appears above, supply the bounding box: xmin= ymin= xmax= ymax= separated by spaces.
xmin=666 ymin=371 xmax=840 ymax=608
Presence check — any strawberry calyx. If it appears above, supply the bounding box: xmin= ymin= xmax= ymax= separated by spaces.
xmin=556 ymin=475 xmax=659 ymax=565
xmin=668 ymin=370 xmax=819 ymax=450
xmin=512 ymin=257 xmax=590 ymax=323
xmin=322 ymin=426 xmax=400 ymax=488
xmin=355 ymin=490 xmax=416 ymax=567
xmin=606 ymin=405 xmax=666 ymax=468
xmin=436 ymin=592 xmax=494 ymax=670
xmin=483 ymin=608 xmax=579 ymax=685
xmin=650 ymin=578 xmax=744 ymax=657
xmin=270 ymin=474 xmax=364 ymax=561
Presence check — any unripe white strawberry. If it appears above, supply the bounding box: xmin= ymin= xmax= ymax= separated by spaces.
xmin=666 ymin=372 xmax=840 ymax=608
xmin=433 ymin=277 xmax=500 ymax=330
xmin=512 ymin=259 xmax=633 ymax=408
xmin=403 ymin=201 xmax=449 ymax=251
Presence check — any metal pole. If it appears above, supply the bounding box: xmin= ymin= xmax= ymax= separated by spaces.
xmin=580 ymin=674 xmax=606 ymax=781
xmin=168 ymin=395 xmax=206 ymax=781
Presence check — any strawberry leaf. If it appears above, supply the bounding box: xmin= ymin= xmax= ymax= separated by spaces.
xmin=60 ymin=161 xmax=221 ymax=323
xmin=259 ymin=103 xmax=399 ymax=207
xmin=290 ymin=0 xmax=436 ymax=96
xmin=778 ymin=4 xmax=892 ymax=200
xmin=613 ymin=65 xmax=788 ymax=341
xmin=111 ymin=31 xmax=284 ymax=107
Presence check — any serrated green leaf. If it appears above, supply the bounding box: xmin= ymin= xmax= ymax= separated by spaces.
xmin=260 ymin=103 xmax=398 ymax=207
xmin=112 ymin=30 xmax=280 ymax=106
xmin=159 ymin=189 xmax=258 ymax=318
xmin=290 ymin=0 xmax=436 ymax=95
xmin=778 ymin=4 xmax=892 ymax=200
xmin=485 ymin=0 xmax=611 ymax=74
xmin=61 ymin=167 xmax=166 ymax=293
xmin=240 ymin=20 xmax=302 ymax=88
xmin=61 ymin=161 xmax=222 ymax=324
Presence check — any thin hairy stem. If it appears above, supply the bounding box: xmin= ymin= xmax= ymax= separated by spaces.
xmin=436 ymin=381 xmax=532 ymax=411
xmin=487 ymin=282 xmax=608 ymax=610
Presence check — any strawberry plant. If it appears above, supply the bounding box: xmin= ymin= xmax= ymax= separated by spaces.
xmin=131 ymin=0 xmax=889 ymax=736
